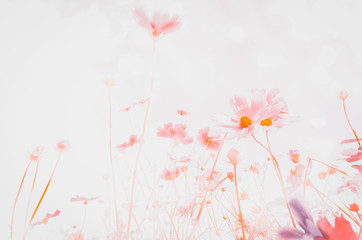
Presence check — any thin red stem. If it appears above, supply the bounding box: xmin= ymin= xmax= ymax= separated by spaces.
xmin=252 ymin=133 xmax=296 ymax=228
xmin=234 ymin=165 xmax=246 ymax=240
xmin=29 ymin=152 xmax=62 ymax=225
xmin=107 ymin=86 xmax=120 ymax=233
xmin=11 ymin=161 xmax=31 ymax=240
xmin=343 ymin=100 xmax=360 ymax=147
xmin=126 ymin=39 xmax=157 ymax=240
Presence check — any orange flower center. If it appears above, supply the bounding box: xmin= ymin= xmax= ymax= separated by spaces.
xmin=152 ymin=29 xmax=160 ymax=37
xmin=239 ymin=116 xmax=252 ymax=129
xmin=260 ymin=119 xmax=272 ymax=126
xmin=206 ymin=137 xmax=213 ymax=145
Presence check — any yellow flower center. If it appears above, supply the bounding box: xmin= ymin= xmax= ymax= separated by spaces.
xmin=239 ymin=116 xmax=252 ymax=129
xmin=260 ymin=119 xmax=272 ymax=126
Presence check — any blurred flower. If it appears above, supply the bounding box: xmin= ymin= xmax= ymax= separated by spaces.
xmin=277 ymin=198 xmax=323 ymax=239
xmin=32 ymin=210 xmax=60 ymax=226
xmin=196 ymin=169 xmax=225 ymax=192
xmin=288 ymin=149 xmax=301 ymax=164
xmin=57 ymin=140 xmax=69 ymax=152
xmin=339 ymin=91 xmax=348 ymax=101
xmin=197 ymin=128 xmax=223 ymax=151
xmin=70 ymin=195 xmax=99 ymax=205
xmin=352 ymin=164 xmax=362 ymax=173
xmin=29 ymin=146 xmax=44 ymax=161
xmin=161 ymin=167 xmax=180 ymax=181
xmin=227 ymin=148 xmax=241 ymax=166
xmin=348 ymin=203 xmax=359 ymax=212
xmin=117 ymin=135 xmax=138 ymax=151
xmin=317 ymin=215 xmax=357 ymax=240
xmin=134 ymin=8 xmax=180 ymax=38
xmin=177 ymin=109 xmax=189 ymax=116
xmin=157 ymin=122 xmax=193 ymax=144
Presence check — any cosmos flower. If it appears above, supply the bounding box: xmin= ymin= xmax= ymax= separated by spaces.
xmin=197 ymin=128 xmax=223 ymax=151
xmin=157 ymin=122 xmax=193 ymax=144
xmin=161 ymin=167 xmax=181 ymax=181
xmin=134 ymin=8 xmax=180 ymax=38
xmin=221 ymin=89 xmax=290 ymax=139
xmin=257 ymin=89 xmax=289 ymax=130
xmin=221 ymin=90 xmax=266 ymax=138
xmin=117 ymin=135 xmax=138 ymax=151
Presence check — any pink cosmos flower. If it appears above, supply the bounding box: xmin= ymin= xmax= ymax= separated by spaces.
xmin=157 ymin=122 xmax=193 ymax=144
xmin=257 ymin=89 xmax=289 ymax=130
xmin=32 ymin=210 xmax=60 ymax=226
xmin=222 ymin=90 xmax=266 ymax=138
xmin=288 ymin=149 xmax=301 ymax=164
xmin=195 ymin=169 xmax=225 ymax=192
xmin=177 ymin=109 xmax=189 ymax=116
xmin=134 ymin=8 xmax=180 ymax=38
xmin=116 ymin=135 xmax=138 ymax=151
xmin=197 ymin=128 xmax=223 ymax=151
xmin=70 ymin=195 xmax=99 ymax=205
xmin=161 ymin=167 xmax=180 ymax=181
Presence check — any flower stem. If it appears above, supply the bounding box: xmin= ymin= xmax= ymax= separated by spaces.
xmin=28 ymin=152 xmax=62 ymax=229
xmin=252 ymin=133 xmax=296 ymax=228
xmin=11 ymin=161 xmax=31 ymax=240
xmin=342 ymin=100 xmax=360 ymax=146
xmin=126 ymin=39 xmax=157 ymax=240
xmin=234 ymin=165 xmax=246 ymax=239
xmin=107 ymin=86 xmax=120 ymax=234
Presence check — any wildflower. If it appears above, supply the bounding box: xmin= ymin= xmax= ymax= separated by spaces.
xmin=196 ymin=169 xmax=225 ymax=192
xmin=117 ymin=135 xmax=138 ymax=151
xmin=286 ymin=164 xmax=305 ymax=193
xmin=70 ymin=195 xmax=99 ymax=205
xmin=197 ymin=128 xmax=223 ymax=151
xmin=177 ymin=109 xmax=189 ymax=116
xmin=29 ymin=146 xmax=44 ymax=161
xmin=249 ymin=164 xmax=260 ymax=174
xmin=57 ymin=140 xmax=69 ymax=152
xmin=317 ymin=215 xmax=357 ymax=240
xmin=288 ymin=149 xmax=301 ymax=164
xmin=318 ymin=171 xmax=328 ymax=179
xmin=227 ymin=148 xmax=240 ymax=167
xmin=348 ymin=203 xmax=359 ymax=212
xmin=161 ymin=167 xmax=180 ymax=181
xmin=32 ymin=210 xmax=60 ymax=226
xmin=157 ymin=122 xmax=193 ymax=144
xmin=221 ymin=91 xmax=265 ymax=138
xmin=133 ymin=8 xmax=180 ymax=38
xmin=277 ymin=198 xmax=323 ymax=239
xmin=69 ymin=231 xmax=84 ymax=240
xmin=339 ymin=91 xmax=348 ymax=101
xmin=257 ymin=89 xmax=289 ymax=130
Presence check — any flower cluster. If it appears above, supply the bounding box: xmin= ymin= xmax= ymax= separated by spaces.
xmin=222 ymin=89 xmax=289 ymax=138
